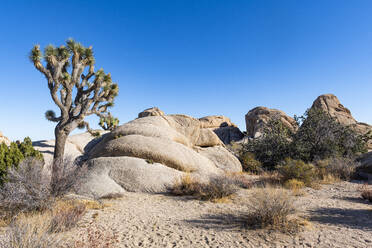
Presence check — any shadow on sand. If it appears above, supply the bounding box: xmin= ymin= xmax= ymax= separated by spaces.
xmin=185 ymin=212 xmax=249 ymax=231
xmin=309 ymin=207 xmax=372 ymax=231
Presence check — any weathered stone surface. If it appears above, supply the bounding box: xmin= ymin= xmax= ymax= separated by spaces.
xmin=195 ymin=146 xmax=242 ymax=172
xmin=76 ymin=156 xmax=184 ymax=197
xmin=199 ymin=115 xmax=244 ymax=144
xmin=245 ymin=107 xmax=297 ymax=138
xmin=138 ymin=107 xmax=165 ymax=118
xmin=199 ymin=115 xmax=235 ymax=128
xmin=311 ymin=94 xmax=357 ymax=125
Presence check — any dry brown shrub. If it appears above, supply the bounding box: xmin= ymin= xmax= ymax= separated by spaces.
xmin=247 ymin=186 xmax=303 ymax=233
xmin=0 ymin=158 xmax=52 ymax=219
xmin=0 ymin=212 xmax=64 ymax=248
xmin=49 ymin=200 xmax=86 ymax=233
xmin=315 ymin=157 xmax=358 ymax=182
xmin=170 ymin=174 xmax=239 ymax=201
xmin=225 ymin=172 xmax=253 ymax=189
xmin=258 ymin=171 xmax=283 ymax=186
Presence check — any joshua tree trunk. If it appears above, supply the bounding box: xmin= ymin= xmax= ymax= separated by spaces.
xmin=51 ymin=127 xmax=69 ymax=190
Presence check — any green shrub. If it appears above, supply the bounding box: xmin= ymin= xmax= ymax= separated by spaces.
xmin=239 ymin=152 xmax=262 ymax=173
xmin=242 ymin=108 xmax=367 ymax=169
xmin=292 ymin=108 xmax=367 ymax=162
xmin=243 ymin=119 xmax=293 ymax=168
xmin=0 ymin=137 xmax=43 ymax=185
xmin=278 ymin=158 xmax=316 ymax=186
xmin=315 ymin=157 xmax=358 ymax=181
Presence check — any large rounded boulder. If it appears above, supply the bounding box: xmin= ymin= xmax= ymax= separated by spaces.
xmin=77 ymin=113 xmax=243 ymax=198
xmin=245 ymin=107 xmax=298 ymax=138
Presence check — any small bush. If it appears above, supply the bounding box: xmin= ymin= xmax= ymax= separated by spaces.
xmin=0 ymin=137 xmax=43 ymax=185
xmin=361 ymin=186 xmax=372 ymax=203
xmin=247 ymin=187 xmax=301 ymax=233
xmin=170 ymin=174 xmax=199 ymax=196
xmin=0 ymin=158 xmax=52 ymax=219
xmin=49 ymin=200 xmax=86 ymax=233
xmin=315 ymin=157 xmax=358 ymax=181
xmin=0 ymin=213 xmax=64 ymax=248
xmin=170 ymin=174 xmax=239 ymax=201
xmin=51 ymin=156 xmax=88 ymax=196
xmin=239 ymin=152 xmax=262 ymax=174
xmin=258 ymin=171 xmax=283 ymax=186
xmin=0 ymin=156 xmax=86 ymax=220
xmin=284 ymin=179 xmax=305 ymax=190
xmin=278 ymin=158 xmax=316 ymax=186
xmin=243 ymin=119 xmax=293 ymax=168
xmin=225 ymin=172 xmax=253 ymax=189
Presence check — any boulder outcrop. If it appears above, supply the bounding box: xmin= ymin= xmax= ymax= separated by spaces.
xmin=199 ymin=116 xmax=244 ymax=144
xmin=245 ymin=107 xmax=297 ymax=138
xmin=77 ymin=114 xmax=242 ymax=197
xmin=311 ymin=94 xmax=372 ymax=149
xmin=138 ymin=107 xmax=165 ymax=118
xmin=0 ymin=131 xmax=11 ymax=146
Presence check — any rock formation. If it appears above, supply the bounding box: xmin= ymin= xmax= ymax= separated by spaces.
xmin=245 ymin=107 xmax=297 ymax=138
xmin=138 ymin=107 xmax=165 ymax=118
xmin=311 ymin=94 xmax=372 ymax=149
xmin=0 ymin=131 xmax=11 ymax=146
xmin=199 ymin=115 xmax=244 ymax=144
xmin=76 ymin=114 xmax=242 ymax=198
xmin=139 ymin=108 xmax=244 ymax=144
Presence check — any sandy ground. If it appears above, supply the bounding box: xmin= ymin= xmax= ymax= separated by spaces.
xmin=64 ymin=181 xmax=372 ymax=248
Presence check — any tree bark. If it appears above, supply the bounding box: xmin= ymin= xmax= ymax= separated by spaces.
xmin=51 ymin=127 xmax=69 ymax=193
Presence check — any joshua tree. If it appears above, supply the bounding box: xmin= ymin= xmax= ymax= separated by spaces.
xmin=30 ymin=39 xmax=119 ymax=190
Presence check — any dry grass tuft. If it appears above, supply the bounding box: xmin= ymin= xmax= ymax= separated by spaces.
xmin=49 ymin=200 xmax=86 ymax=233
xmin=258 ymin=171 xmax=282 ymax=186
xmin=170 ymin=174 xmax=239 ymax=201
xmin=99 ymin=192 xmax=125 ymax=200
xmin=246 ymin=186 xmax=303 ymax=233
xmin=283 ymin=179 xmax=305 ymax=196
xmin=0 ymin=212 xmax=64 ymax=248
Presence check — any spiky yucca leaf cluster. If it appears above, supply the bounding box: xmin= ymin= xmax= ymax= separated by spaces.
xmin=30 ymin=39 xmax=119 ymax=133
xmin=99 ymin=113 xmax=119 ymax=131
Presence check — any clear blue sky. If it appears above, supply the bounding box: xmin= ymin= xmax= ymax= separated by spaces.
xmin=1 ymin=0 xmax=372 ymax=141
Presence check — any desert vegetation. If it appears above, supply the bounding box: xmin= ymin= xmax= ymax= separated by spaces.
xmin=170 ymin=174 xmax=240 ymax=201
xmin=246 ymin=187 xmax=304 ymax=233
xmin=30 ymin=39 xmax=119 ymax=191
xmin=239 ymin=108 xmax=366 ymax=188
xmin=0 ymin=137 xmax=43 ymax=185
